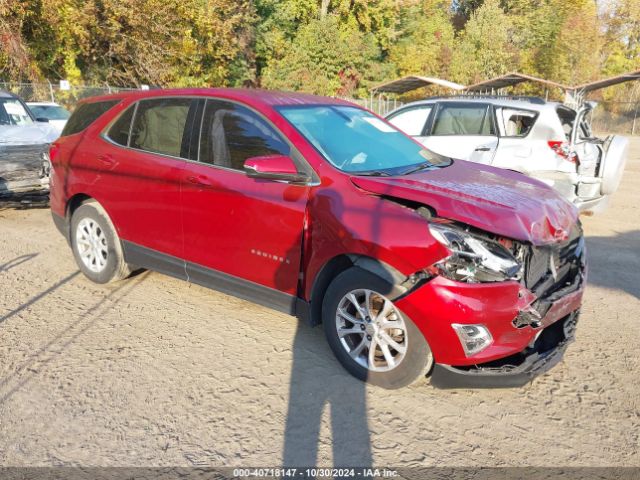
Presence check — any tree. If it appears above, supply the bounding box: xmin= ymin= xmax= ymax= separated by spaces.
xmin=450 ymin=0 xmax=517 ymax=84
xmin=261 ymin=15 xmax=383 ymax=96
xmin=388 ymin=0 xmax=455 ymax=79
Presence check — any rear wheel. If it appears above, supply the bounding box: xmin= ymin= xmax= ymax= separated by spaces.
xmin=322 ymin=267 xmax=433 ymax=389
xmin=70 ymin=201 xmax=132 ymax=284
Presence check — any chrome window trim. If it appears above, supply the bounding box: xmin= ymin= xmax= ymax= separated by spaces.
xmin=99 ymin=94 xmax=319 ymax=186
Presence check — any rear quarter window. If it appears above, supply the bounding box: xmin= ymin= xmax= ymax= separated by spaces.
xmin=61 ymin=99 xmax=120 ymax=137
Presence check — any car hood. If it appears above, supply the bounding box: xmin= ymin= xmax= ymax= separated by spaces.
xmin=350 ymin=160 xmax=578 ymax=246
xmin=0 ymin=124 xmax=58 ymax=145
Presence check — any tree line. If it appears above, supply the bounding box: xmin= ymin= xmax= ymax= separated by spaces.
xmin=1 ymin=0 xmax=638 ymax=100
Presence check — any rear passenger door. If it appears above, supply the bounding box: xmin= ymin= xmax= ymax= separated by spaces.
xmin=97 ymin=97 xmax=199 ymax=271
xmin=422 ymin=102 xmax=498 ymax=164
xmin=491 ymin=106 xmax=539 ymax=171
xmin=181 ymin=98 xmax=310 ymax=311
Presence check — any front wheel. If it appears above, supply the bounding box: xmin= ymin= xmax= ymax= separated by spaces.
xmin=322 ymin=267 xmax=433 ymax=389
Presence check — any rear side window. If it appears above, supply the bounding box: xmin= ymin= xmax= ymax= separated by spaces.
xmin=106 ymin=105 xmax=135 ymax=147
xmin=199 ymin=99 xmax=289 ymax=171
xmin=499 ymin=108 xmax=537 ymax=137
xmin=61 ymin=100 xmax=119 ymax=136
xmin=387 ymin=106 xmax=432 ymax=136
xmin=431 ymin=104 xmax=495 ymax=136
xmin=130 ymin=98 xmax=192 ymax=158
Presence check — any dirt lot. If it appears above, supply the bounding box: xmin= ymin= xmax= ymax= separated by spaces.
xmin=0 ymin=140 xmax=639 ymax=469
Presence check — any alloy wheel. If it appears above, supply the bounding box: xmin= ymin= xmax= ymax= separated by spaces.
xmin=335 ymin=289 xmax=408 ymax=372
xmin=75 ymin=218 xmax=108 ymax=273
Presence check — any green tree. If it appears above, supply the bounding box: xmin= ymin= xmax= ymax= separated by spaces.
xmin=388 ymin=0 xmax=455 ymax=79
xmin=450 ymin=0 xmax=517 ymax=84
xmin=261 ymin=15 xmax=383 ymax=96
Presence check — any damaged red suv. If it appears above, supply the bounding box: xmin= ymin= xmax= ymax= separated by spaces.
xmin=49 ymin=89 xmax=585 ymax=389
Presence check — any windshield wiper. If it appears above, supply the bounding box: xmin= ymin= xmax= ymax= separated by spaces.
xmin=399 ymin=162 xmax=432 ymax=175
xmin=356 ymin=170 xmax=391 ymax=177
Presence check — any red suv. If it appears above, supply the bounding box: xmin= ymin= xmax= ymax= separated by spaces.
xmin=50 ymin=89 xmax=585 ymax=389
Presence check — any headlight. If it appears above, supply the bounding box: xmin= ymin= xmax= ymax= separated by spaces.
xmin=429 ymin=222 xmax=522 ymax=282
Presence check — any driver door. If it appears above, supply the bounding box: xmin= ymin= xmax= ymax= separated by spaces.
xmin=181 ymin=98 xmax=310 ymax=311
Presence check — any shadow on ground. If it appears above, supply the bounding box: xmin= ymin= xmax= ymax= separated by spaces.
xmin=283 ymin=323 xmax=373 ymax=467
xmin=586 ymin=230 xmax=640 ymax=299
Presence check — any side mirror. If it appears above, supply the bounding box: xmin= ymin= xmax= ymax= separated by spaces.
xmin=36 ymin=117 xmax=50 ymax=123
xmin=244 ymin=155 xmax=311 ymax=184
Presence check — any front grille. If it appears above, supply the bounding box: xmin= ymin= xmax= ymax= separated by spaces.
xmin=0 ymin=143 xmax=49 ymax=197
xmin=522 ymin=223 xmax=584 ymax=300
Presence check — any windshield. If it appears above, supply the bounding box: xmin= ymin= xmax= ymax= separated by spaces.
xmin=0 ymin=99 xmax=34 ymax=126
xmin=278 ymin=105 xmax=451 ymax=174
xmin=29 ymin=105 xmax=71 ymax=121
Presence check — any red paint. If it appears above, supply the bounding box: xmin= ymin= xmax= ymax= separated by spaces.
xmin=50 ymin=88 xmax=585 ymax=368
xmin=244 ymin=155 xmax=298 ymax=175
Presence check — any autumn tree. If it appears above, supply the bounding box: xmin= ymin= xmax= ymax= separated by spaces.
xmin=261 ymin=14 xmax=384 ymax=96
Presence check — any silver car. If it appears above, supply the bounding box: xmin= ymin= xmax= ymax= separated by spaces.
xmin=1 ymin=90 xmax=56 ymax=198
xmin=386 ymin=96 xmax=628 ymax=213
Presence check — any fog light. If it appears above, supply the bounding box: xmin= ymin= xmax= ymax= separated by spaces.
xmin=452 ymin=324 xmax=493 ymax=356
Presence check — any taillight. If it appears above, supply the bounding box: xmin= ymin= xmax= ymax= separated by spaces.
xmin=49 ymin=142 xmax=60 ymax=165
xmin=548 ymin=140 xmax=578 ymax=163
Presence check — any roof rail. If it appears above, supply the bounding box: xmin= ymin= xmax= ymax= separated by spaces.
xmin=424 ymin=94 xmax=547 ymax=104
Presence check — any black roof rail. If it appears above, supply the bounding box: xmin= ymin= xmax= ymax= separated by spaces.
xmin=421 ymin=94 xmax=547 ymax=105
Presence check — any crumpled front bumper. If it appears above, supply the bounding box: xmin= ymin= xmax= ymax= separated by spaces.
xmin=430 ymin=311 xmax=578 ymax=388
xmin=395 ymin=267 xmax=584 ymax=388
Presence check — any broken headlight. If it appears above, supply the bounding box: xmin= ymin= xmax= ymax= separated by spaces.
xmin=429 ymin=223 xmax=522 ymax=283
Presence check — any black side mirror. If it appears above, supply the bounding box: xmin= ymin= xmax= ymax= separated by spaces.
xmin=36 ymin=117 xmax=50 ymax=123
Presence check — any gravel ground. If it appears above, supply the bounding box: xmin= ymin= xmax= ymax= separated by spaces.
xmin=0 ymin=139 xmax=639 ymax=468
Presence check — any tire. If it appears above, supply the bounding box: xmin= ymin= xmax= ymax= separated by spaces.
xmin=322 ymin=267 xmax=433 ymax=389
xmin=70 ymin=201 xmax=132 ymax=284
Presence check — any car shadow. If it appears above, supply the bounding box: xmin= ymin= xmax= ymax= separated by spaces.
xmin=585 ymin=230 xmax=640 ymax=299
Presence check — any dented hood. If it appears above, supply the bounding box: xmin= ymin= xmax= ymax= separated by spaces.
xmin=0 ymin=124 xmax=58 ymax=145
xmin=351 ymin=160 xmax=578 ymax=246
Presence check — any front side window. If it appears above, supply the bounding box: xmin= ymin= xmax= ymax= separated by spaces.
xmin=130 ymin=98 xmax=192 ymax=158
xmin=431 ymin=104 xmax=495 ymax=136
xmin=62 ymin=100 xmax=119 ymax=136
xmin=0 ymin=98 xmax=34 ymax=126
xmin=278 ymin=105 xmax=450 ymax=174
xmin=199 ymin=99 xmax=289 ymax=170
xmin=387 ymin=106 xmax=432 ymax=136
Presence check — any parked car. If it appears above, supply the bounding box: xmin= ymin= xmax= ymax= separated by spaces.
xmin=27 ymin=102 xmax=71 ymax=136
xmin=50 ymin=89 xmax=585 ymax=389
xmin=386 ymin=96 xmax=628 ymax=213
xmin=0 ymin=90 xmax=57 ymax=198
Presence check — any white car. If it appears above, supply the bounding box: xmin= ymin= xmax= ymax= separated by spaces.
xmin=27 ymin=102 xmax=71 ymax=136
xmin=1 ymin=91 xmax=57 ymax=197
xmin=386 ymin=96 xmax=628 ymax=212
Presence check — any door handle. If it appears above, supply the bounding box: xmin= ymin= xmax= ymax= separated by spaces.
xmin=97 ymin=154 xmax=115 ymax=166
xmin=186 ymin=175 xmax=215 ymax=188
xmin=474 ymin=146 xmax=491 ymax=152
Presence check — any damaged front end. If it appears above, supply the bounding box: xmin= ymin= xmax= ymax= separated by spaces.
xmin=392 ymin=212 xmax=586 ymax=388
